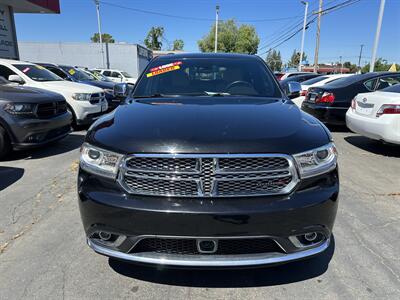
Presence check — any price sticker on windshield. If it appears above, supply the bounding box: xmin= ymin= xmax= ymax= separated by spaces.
xmin=146 ymin=61 xmax=182 ymax=78
xmin=68 ymin=69 xmax=76 ymax=75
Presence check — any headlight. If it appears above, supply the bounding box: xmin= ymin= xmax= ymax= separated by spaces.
xmin=80 ymin=143 xmax=123 ymax=178
xmin=293 ymin=143 xmax=337 ymax=178
xmin=4 ymin=103 xmax=36 ymax=115
xmin=72 ymin=93 xmax=92 ymax=101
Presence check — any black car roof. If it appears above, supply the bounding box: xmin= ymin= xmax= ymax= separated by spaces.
xmin=153 ymin=53 xmax=260 ymax=60
xmin=280 ymin=74 xmax=320 ymax=84
xmin=323 ymin=71 xmax=400 ymax=88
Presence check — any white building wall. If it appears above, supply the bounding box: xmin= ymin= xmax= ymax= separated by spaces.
xmin=18 ymin=41 xmax=152 ymax=79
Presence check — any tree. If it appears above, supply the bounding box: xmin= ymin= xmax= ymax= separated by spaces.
xmin=198 ymin=19 xmax=259 ymax=54
xmin=288 ymin=49 xmax=307 ymax=68
xmin=265 ymin=49 xmax=282 ymax=72
xmin=90 ymin=33 xmax=115 ymax=43
xmin=172 ymin=39 xmax=184 ymax=51
xmin=361 ymin=58 xmax=400 ymax=73
xmin=343 ymin=61 xmax=358 ymax=73
xmin=144 ymin=26 xmax=164 ymax=50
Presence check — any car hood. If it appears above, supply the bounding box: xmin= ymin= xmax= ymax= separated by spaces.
xmin=39 ymin=80 xmax=104 ymax=94
xmin=87 ymin=97 xmax=330 ymax=155
xmin=0 ymin=84 xmax=64 ymax=103
xmin=79 ymin=80 xmax=115 ymax=89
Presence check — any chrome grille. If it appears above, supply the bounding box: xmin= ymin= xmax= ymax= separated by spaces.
xmin=119 ymin=154 xmax=298 ymax=197
xmin=90 ymin=92 xmax=105 ymax=104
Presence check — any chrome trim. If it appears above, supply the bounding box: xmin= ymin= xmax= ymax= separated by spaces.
xmin=117 ymin=153 xmax=299 ymax=198
xmin=87 ymin=238 xmax=330 ymax=267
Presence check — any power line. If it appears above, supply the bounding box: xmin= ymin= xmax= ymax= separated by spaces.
xmin=258 ymin=0 xmax=363 ymax=56
xmin=97 ymin=0 xmax=301 ymax=23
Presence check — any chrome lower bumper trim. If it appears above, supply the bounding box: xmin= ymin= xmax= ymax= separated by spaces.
xmin=87 ymin=238 xmax=330 ymax=267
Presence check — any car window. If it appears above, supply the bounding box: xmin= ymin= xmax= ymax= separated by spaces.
xmin=364 ymin=78 xmax=377 ymax=91
xmin=376 ymin=76 xmax=400 ymax=90
xmin=133 ymin=57 xmax=281 ymax=98
xmin=13 ymin=64 xmax=63 ymax=82
xmin=0 ymin=65 xmax=17 ymax=79
xmin=382 ymin=83 xmax=400 ymax=93
xmin=60 ymin=66 xmax=93 ymax=81
xmin=121 ymin=71 xmax=132 ymax=78
xmin=103 ymin=71 xmax=111 ymax=76
xmin=111 ymin=72 xmax=120 ymax=78
xmin=47 ymin=67 xmax=68 ymax=79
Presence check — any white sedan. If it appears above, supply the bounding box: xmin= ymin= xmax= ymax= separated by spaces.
xmin=292 ymin=74 xmax=352 ymax=107
xmin=346 ymin=84 xmax=400 ymax=145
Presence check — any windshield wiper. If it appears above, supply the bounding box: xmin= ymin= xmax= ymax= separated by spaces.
xmin=133 ymin=93 xmax=168 ymax=99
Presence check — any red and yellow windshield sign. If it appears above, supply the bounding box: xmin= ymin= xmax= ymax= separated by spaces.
xmin=146 ymin=61 xmax=182 ymax=78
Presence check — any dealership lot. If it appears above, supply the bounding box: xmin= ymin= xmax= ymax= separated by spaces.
xmin=0 ymin=129 xmax=399 ymax=299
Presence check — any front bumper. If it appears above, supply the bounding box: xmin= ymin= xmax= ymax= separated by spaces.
xmin=346 ymin=109 xmax=400 ymax=144
xmin=78 ymin=168 xmax=339 ymax=267
xmin=3 ymin=112 xmax=72 ymax=150
xmin=302 ymin=102 xmax=347 ymax=125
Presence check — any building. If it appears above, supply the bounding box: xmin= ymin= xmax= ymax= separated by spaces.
xmin=18 ymin=42 xmax=153 ymax=80
xmin=0 ymin=0 xmax=60 ymax=59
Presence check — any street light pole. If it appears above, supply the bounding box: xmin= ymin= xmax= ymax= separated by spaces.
xmin=370 ymin=0 xmax=386 ymax=72
xmin=339 ymin=55 xmax=342 ymax=74
xmin=313 ymin=0 xmax=323 ymax=73
xmin=94 ymin=0 xmax=105 ymax=68
xmin=214 ymin=5 xmax=220 ymax=53
xmin=358 ymin=44 xmax=364 ymax=73
xmin=299 ymin=1 xmax=308 ymax=71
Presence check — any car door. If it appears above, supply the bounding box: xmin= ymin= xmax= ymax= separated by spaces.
xmin=111 ymin=71 xmax=123 ymax=83
xmin=102 ymin=70 xmax=114 ymax=82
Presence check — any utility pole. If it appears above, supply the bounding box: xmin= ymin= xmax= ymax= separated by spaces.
xmin=339 ymin=55 xmax=342 ymax=74
xmin=214 ymin=5 xmax=220 ymax=53
xmin=299 ymin=1 xmax=309 ymax=71
xmin=313 ymin=0 xmax=323 ymax=73
xmin=370 ymin=0 xmax=386 ymax=72
xmin=357 ymin=44 xmax=364 ymax=73
xmin=94 ymin=0 xmax=105 ymax=68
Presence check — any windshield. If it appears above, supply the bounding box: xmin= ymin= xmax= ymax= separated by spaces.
xmin=302 ymin=76 xmax=328 ymax=86
xmin=13 ymin=64 xmax=63 ymax=82
xmin=121 ymin=71 xmax=133 ymax=78
xmin=60 ymin=66 xmax=94 ymax=81
xmin=382 ymin=83 xmax=400 ymax=93
xmin=133 ymin=57 xmax=281 ymax=98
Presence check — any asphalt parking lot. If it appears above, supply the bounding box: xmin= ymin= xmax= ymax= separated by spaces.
xmin=0 ymin=128 xmax=399 ymax=299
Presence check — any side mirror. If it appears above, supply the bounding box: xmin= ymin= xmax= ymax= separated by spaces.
xmin=8 ymin=75 xmax=24 ymax=84
xmin=114 ymin=83 xmax=129 ymax=99
xmin=286 ymin=81 xmax=301 ymax=99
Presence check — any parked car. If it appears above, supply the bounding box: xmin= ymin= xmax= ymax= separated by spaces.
xmin=280 ymin=73 xmax=321 ymax=96
xmin=274 ymin=72 xmax=285 ymax=80
xmin=302 ymin=72 xmax=400 ymax=125
xmin=346 ymin=83 xmax=400 ymax=145
xmin=280 ymin=71 xmax=315 ymax=81
xmin=78 ymin=53 xmax=339 ymax=267
xmin=0 ymin=77 xmax=71 ymax=159
xmin=292 ymin=74 xmax=352 ymax=107
xmin=85 ymin=69 xmax=113 ymax=82
xmin=92 ymin=69 xmax=136 ymax=85
xmin=37 ymin=63 xmax=120 ymax=111
xmin=0 ymin=59 xmax=108 ymax=127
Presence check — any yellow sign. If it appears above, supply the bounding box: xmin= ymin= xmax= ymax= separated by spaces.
xmin=146 ymin=65 xmax=180 ymax=78
xmin=388 ymin=63 xmax=397 ymax=72
xmin=68 ymin=69 xmax=76 ymax=75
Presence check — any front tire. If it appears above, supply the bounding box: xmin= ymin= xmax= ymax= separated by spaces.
xmin=0 ymin=126 xmax=11 ymax=160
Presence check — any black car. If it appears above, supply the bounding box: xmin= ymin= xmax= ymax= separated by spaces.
xmin=78 ymin=53 xmax=339 ymax=267
xmin=302 ymin=72 xmax=400 ymax=125
xmin=37 ymin=63 xmax=121 ymax=111
xmin=0 ymin=78 xmax=72 ymax=159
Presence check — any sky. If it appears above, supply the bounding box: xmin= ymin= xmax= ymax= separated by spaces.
xmin=14 ymin=0 xmax=400 ymax=66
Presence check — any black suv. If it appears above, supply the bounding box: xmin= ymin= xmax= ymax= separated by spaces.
xmin=78 ymin=53 xmax=339 ymax=267
xmin=0 ymin=78 xmax=71 ymax=159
